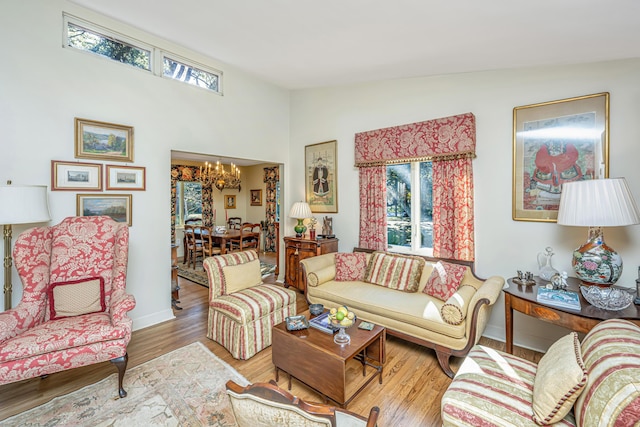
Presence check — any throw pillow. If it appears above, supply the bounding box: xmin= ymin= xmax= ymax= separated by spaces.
xmin=334 ymin=252 xmax=367 ymax=281
xmin=49 ymin=277 xmax=106 ymax=320
xmin=307 ymin=265 xmax=336 ymax=287
xmin=440 ymin=284 xmax=477 ymax=325
xmin=423 ymin=261 xmax=467 ymax=300
xmin=532 ymin=332 xmax=588 ymax=425
xmin=223 ymin=259 xmax=263 ymax=294
xmin=364 ymin=252 xmax=425 ymax=292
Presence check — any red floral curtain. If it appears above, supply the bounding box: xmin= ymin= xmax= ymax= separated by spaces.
xmin=354 ymin=113 xmax=476 ymax=261
xmin=358 ymin=166 xmax=387 ymax=250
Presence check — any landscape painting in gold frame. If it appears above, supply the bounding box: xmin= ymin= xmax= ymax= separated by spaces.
xmin=75 ymin=118 xmax=134 ymax=162
xmin=512 ymin=92 xmax=609 ymax=222
xmin=305 ymin=140 xmax=338 ymax=213
xmin=77 ymin=194 xmax=132 ymax=226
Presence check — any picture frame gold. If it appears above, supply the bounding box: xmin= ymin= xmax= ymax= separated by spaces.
xmin=77 ymin=194 xmax=132 ymax=226
xmin=75 ymin=117 xmax=134 ymax=162
xmin=51 ymin=160 xmax=102 ymax=191
xmin=512 ymin=92 xmax=609 ymax=222
xmin=305 ymin=140 xmax=338 ymax=213
xmin=106 ymin=165 xmax=146 ymax=191
xmin=250 ymin=189 xmax=262 ymax=206
xmin=225 ymin=194 xmax=236 ymax=209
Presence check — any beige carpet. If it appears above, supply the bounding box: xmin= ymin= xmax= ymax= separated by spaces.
xmin=178 ymin=261 xmax=276 ymax=287
xmin=1 ymin=342 xmax=248 ymax=426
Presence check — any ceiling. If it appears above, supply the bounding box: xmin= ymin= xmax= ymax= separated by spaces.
xmin=69 ymin=0 xmax=640 ymax=90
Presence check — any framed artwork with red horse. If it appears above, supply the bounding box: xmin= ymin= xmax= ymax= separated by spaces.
xmin=512 ymin=93 xmax=609 ymax=222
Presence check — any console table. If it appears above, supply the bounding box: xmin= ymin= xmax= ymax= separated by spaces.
xmin=284 ymin=236 xmax=338 ymax=291
xmin=504 ymin=276 xmax=640 ymax=354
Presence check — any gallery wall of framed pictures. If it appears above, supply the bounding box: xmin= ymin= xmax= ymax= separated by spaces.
xmin=51 ymin=117 xmax=146 ymax=226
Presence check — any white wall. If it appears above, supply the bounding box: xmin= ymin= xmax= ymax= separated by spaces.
xmin=0 ymin=1 xmax=291 ymax=329
xmin=289 ymin=58 xmax=640 ymax=351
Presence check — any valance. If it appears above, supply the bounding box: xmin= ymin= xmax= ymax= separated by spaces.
xmin=354 ymin=112 xmax=476 ymax=167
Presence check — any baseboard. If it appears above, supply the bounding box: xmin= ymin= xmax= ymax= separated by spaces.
xmin=482 ymin=323 xmax=559 ymax=354
xmin=132 ymin=308 xmax=175 ymax=331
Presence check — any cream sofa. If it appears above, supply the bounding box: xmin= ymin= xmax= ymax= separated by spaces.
xmin=300 ymin=250 xmax=504 ymax=378
xmin=442 ymin=319 xmax=640 ymax=426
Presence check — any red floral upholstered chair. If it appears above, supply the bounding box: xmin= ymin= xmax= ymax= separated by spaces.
xmin=0 ymin=216 xmax=136 ymax=398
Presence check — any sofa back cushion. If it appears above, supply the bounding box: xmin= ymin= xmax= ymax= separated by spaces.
xmin=423 ymin=261 xmax=467 ymax=301
xmin=532 ymin=332 xmax=587 ymax=425
xmin=204 ymin=250 xmax=260 ymax=298
xmin=334 ymin=252 xmax=367 ymax=281
xmin=364 ymin=252 xmax=424 ymax=292
xmin=574 ymin=319 xmax=640 ymax=426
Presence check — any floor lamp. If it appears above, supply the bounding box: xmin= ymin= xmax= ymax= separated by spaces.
xmin=0 ymin=184 xmax=51 ymax=310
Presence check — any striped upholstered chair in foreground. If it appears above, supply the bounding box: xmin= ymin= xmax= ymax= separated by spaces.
xmin=204 ymin=250 xmax=297 ymax=359
xmin=441 ymin=319 xmax=640 ymax=426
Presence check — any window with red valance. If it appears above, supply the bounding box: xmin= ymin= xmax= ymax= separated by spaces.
xmin=354 ymin=113 xmax=476 ymax=261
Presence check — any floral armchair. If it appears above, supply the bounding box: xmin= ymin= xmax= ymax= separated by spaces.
xmin=0 ymin=216 xmax=136 ymax=398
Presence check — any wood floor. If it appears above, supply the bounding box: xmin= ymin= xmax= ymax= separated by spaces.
xmin=0 ymin=255 xmax=542 ymax=426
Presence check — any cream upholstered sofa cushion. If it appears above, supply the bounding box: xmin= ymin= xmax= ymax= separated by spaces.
xmin=223 ymin=259 xmax=262 ymax=294
xmin=308 ymin=264 xmax=336 ymax=287
xmin=532 ymin=332 xmax=587 ymax=425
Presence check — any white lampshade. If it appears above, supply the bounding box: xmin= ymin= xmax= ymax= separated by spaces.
xmin=557 ymin=178 xmax=640 ymax=227
xmin=289 ymin=201 xmax=312 ymax=219
xmin=0 ymin=185 xmax=51 ymax=225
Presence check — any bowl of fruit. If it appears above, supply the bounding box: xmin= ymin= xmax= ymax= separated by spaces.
xmin=328 ymin=306 xmax=356 ymax=344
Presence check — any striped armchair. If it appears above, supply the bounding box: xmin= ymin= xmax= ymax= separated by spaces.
xmin=0 ymin=216 xmax=136 ymax=398
xmin=442 ymin=319 xmax=640 ymax=426
xmin=204 ymin=250 xmax=297 ymax=360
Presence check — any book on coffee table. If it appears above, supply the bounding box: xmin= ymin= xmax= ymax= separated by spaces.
xmin=308 ymin=311 xmax=338 ymax=334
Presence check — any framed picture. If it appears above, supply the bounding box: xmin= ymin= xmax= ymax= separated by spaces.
xmin=225 ymin=194 xmax=236 ymax=209
xmin=250 ymin=189 xmax=262 ymax=206
xmin=51 ymin=160 xmax=102 ymax=191
xmin=106 ymin=165 xmax=146 ymax=190
xmin=77 ymin=194 xmax=132 ymax=226
xmin=75 ymin=117 xmax=134 ymax=162
xmin=512 ymin=92 xmax=609 ymax=222
xmin=305 ymin=140 xmax=338 ymax=213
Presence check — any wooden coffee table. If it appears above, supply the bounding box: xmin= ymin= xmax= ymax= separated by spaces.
xmin=272 ymin=310 xmax=385 ymax=408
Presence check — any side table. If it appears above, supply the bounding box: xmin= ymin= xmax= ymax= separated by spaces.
xmin=504 ymin=276 xmax=640 ymax=353
xmin=284 ymin=236 xmax=338 ymax=291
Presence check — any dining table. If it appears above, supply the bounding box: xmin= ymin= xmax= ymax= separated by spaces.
xmin=184 ymin=227 xmax=259 ymax=255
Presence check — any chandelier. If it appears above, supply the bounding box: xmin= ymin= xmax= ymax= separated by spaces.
xmin=199 ymin=161 xmax=241 ymax=192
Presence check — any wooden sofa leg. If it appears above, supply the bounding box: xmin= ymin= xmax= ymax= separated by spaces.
xmin=436 ymin=350 xmax=455 ymax=379
xmin=110 ymin=353 xmax=129 ymax=398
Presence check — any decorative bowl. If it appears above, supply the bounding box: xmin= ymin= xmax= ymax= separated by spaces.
xmin=580 ymin=285 xmax=634 ymax=311
xmin=309 ymin=303 xmax=324 ymax=316
xmin=285 ymin=315 xmax=309 ymax=331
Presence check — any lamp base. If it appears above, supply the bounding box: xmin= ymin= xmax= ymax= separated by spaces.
xmin=294 ymin=219 xmax=307 ymax=238
xmin=572 ymin=226 xmax=622 ymax=287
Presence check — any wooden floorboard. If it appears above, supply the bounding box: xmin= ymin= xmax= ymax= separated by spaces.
xmin=0 ymin=253 xmax=542 ymax=425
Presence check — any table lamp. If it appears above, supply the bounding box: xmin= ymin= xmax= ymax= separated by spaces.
xmin=557 ymin=178 xmax=640 ymax=288
xmin=289 ymin=201 xmax=312 ymax=237
xmin=0 ymin=183 xmax=51 ymax=309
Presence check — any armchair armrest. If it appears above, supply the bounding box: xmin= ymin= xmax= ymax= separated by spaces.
xmin=110 ymin=289 xmax=136 ymax=325
xmin=0 ymin=301 xmax=47 ymax=343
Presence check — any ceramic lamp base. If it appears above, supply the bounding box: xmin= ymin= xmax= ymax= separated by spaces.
xmin=294 ymin=219 xmax=306 ymax=238
xmin=572 ymin=226 xmax=622 ymax=286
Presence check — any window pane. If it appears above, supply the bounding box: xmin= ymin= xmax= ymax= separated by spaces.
xmin=163 ymin=56 xmax=220 ymax=92
xmin=178 ymin=181 xmax=203 ymax=224
xmin=387 ymin=164 xmax=412 ymax=247
xmin=419 ymin=162 xmax=433 ymax=249
xmin=67 ymin=22 xmax=151 ymax=70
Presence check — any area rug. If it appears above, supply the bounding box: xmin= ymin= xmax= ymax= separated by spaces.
xmin=178 ymin=261 xmax=276 ymax=288
xmin=1 ymin=342 xmax=248 ymax=426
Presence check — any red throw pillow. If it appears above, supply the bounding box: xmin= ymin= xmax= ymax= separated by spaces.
xmin=335 ymin=252 xmax=367 ymax=281
xmin=48 ymin=277 xmax=106 ymax=320
xmin=423 ymin=261 xmax=467 ymax=300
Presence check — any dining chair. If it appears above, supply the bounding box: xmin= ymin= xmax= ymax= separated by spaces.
xmin=229 ymin=223 xmax=261 ymax=252
xmin=201 ymin=225 xmax=222 ymax=259
xmin=183 ymin=224 xmax=204 ymax=269
xmin=228 ymin=217 xmax=242 ymax=230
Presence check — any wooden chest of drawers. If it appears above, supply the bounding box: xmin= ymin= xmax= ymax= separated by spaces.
xmin=283 ymin=236 xmax=338 ymax=291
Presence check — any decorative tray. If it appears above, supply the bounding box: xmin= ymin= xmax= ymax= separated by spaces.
xmin=285 ymin=315 xmax=309 ymax=331
xmin=512 ymin=277 xmax=536 ymax=286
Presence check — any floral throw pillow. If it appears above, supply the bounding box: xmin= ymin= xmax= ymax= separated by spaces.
xmin=334 ymin=252 xmax=368 ymax=281
xmin=423 ymin=261 xmax=467 ymax=300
